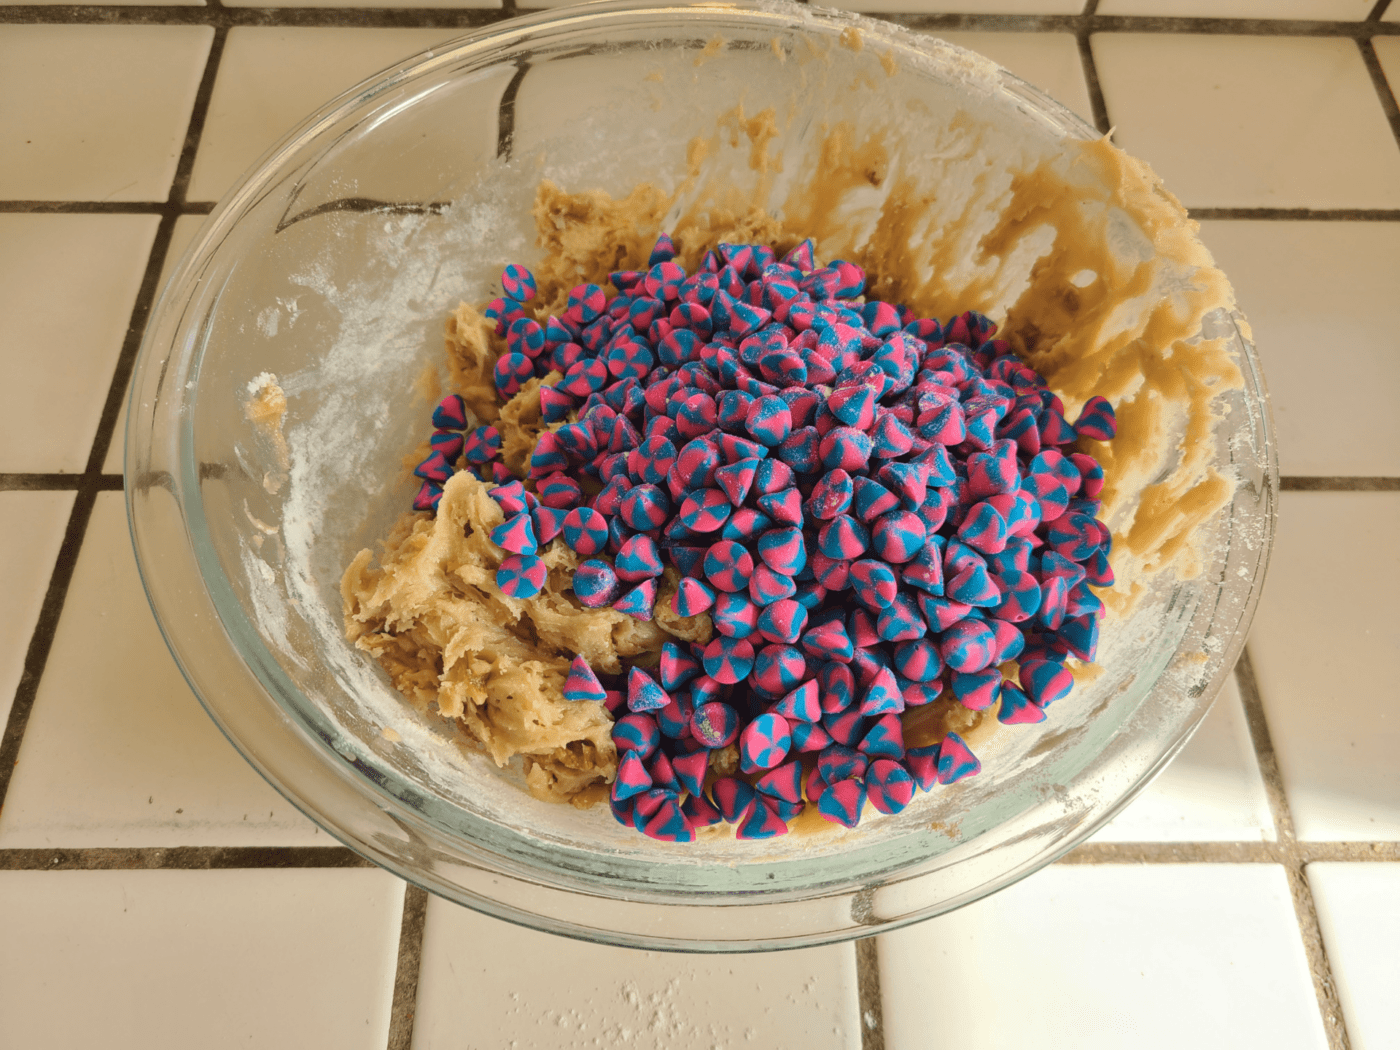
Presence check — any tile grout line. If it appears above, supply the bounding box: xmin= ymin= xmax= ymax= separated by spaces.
xmin=84 ymin=27 xmax=230 ymax=478
xmin=0 ymin=475 xmax=125 ymax=492
xmin=1075 ymin=28 xmax=1112 ymax=136
xmin=387 ymin=885 xmax=429 ymax=1050
xmin=1188 ymin=207 xmax=1400 ymax=220
xmin=0 ymin=201 xmax=216 ymax=215
xmin=1280 ymin=476 xmax=1400 ymax=491
xmin=0 ymin=7 xmax=1398 ymax=34
xmin=0 ymin=846 xmax=372 ymax=870
xmin=855 ymin=937 xmax=886 ymax=1050
xmin=1357 ymin=36 xmax=1400 ymax=154
xmin=0 ymin=490 xmax=101 ymax=809
xmin=0 ymin=24 xmax=229 ymax=816
xmin=1368 ymin=0 xmax=1392 ymax=21
xmin=1059 ymin=841 xmax=1400 ymax=864
xmin=3 ymin=839 xmax=1396 ymax=871
xmin=1234 ymin=650 xmax=1352 ymax=1050
xmin=886 ymin=13 xmax=1400 ymax=36
xmin=0 ymin=6 xmax=515 ymax=28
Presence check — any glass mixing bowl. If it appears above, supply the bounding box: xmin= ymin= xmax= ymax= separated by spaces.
xmin=127 ymin=0 xmax=1276 ymax=951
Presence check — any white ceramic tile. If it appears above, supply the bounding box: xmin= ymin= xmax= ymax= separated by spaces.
xmin=0 ymin=26 xmax=212 ymax=201
xmin=189 ymin=28 xmax=475 ymax=202
xmin=105 ymin=214 xmax=208 ymax=476
xmin=0 ymin=215 xmax=158 ymax=474
xmin=0 ymin=868 xmax=403 ymax=1050
xmin=825 ymin=0 xmax=1081 ymax=14
xmin=1099 ymin=0 xmax=1372 ymax=16
xmin=1196 ymin=220 xmax=1400 ymax=478
xmin=0 ymin=493 xmax=326 ymax=847
xmin=1249 ymin=492 xmax=1400 ymax=842
xmin=1092 ymin=34 xmax=1400 ymax=208
xmin=924 ymin=32 xmax=1094 ymax=125
xmin=1092 ymin=676 xmax=1274 ymax=842
xmin=1307 ymin=863 xmax=1400 ymax=1050
xmin=0 ymin=492 xmax=74 ymax=730
xmin=879 ymin=864 xmax=1328 ymax=1050
xmin=413 ymin=896 xmax=862 ymax=1050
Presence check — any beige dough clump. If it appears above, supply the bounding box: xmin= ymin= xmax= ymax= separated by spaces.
xmin=341 ymin=471 xmax=710 ymax=805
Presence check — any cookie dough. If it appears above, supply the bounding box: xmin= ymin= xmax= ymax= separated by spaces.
xmin=341 ymin=111 xmax=1241 ymax=810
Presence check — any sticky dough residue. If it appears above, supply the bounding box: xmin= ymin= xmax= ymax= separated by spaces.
xmin=244 ymin=371 xmax=291 ymax=495
xmin=342 ymin=88 xmax=1244 ymax=811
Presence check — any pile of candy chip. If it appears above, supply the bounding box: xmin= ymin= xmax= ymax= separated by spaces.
xmin=410 ymin=235 xmax=1117 ymax=842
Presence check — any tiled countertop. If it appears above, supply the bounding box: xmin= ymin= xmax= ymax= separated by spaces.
xmin=2 ymin=2 xmax=1398 ymax=1048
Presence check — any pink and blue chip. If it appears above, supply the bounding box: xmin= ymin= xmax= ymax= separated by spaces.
xmin=490 ymin=512 xmax=538 ymax=556
xmin=642 ymin=797 xmax=695 ymax=843
xmin=757 ymin=599 xmax=808 ymax=646
xmin=412 ymin=481 xmax=443 ymax=513
xmin=711 ymin=777 xmax=757 ymax=823
xmin=849 ymin=559 xmax=898 ymax=611
xmin=703 ymin=539 xmax=755 ymax=593
xmin=627 ymin=667 xmax=670 ymax=713
xmin=951 ymin=669 xmax=1003 ymax=711
xmin=751 ymin=644 xmax=806 ymax=694
xmin=870 ymin=509 xmax=927 ymax=564
xmin=501 ymin=263 xmax=536 ymax=302
xmin=571 ymin=558 xmax=618 ymax=608
xmin=461 ymin=425 xmax=502 ymax=465
xmin=756 ymin=525 xmax=806 ymax=576
xmin=612 ymin=578 xmax=658 ymax=619
xmin=414 ymin=451 xmax=453 ymax=484
xmin=612 ymin=712 xmax=660 ymax=759
xmin=866 ymin=759 xmax=915 ymax=815
xmin=702 ymin=636 xmax=755 ymax=685
xmin=507 ymin=317 xmax=545 ymax=358
xmin=562 ymin=507 xmax=609 ymax=555
xmin=567 ymin=282 xmax=606 ymax=323
xmin=493 ymin=352 xmax=534 ymax=397
xmin=817 ymin=514 xmax=869 ymax=560
xmin=431 ymin=393 xmax=469 ymax=430
xmin=739 ymin=712 xmax=793 ymax=773
xmin=691 ymin=701 xmax=741 ymax=748
xmin=496 ymin=553 xmax=547 ymax=599
xmin=940 ymin=618 xmax=997 ymax=673
xmin=745 ymin=395 xmax=792 ymax=448
xmin=673 ymin=577 xmax=716 ymax=618
xmin=817 ymin=777 xmax=866 ymax=828
xmin=615 ymin=534 xmax=664 ymax=582
xmin=612 ymin=752 xmax=652 ymax=801
xmin=563 ymin=655 xmax=607 ymax=704
xmin=1019 ymin=659 xmax=1074 ymax=707
xmin=429 ymin=429 xmax=464 ymax=460
xmin=1074 ymin=395 xmax=1117 ymax=441
xmin=679 ymin=488 xmax=732 ymax=533
xmin=536 ymin=472 xmax=581 ymax=509
xmin=936 ymin=731 xmax=981 ymax=784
